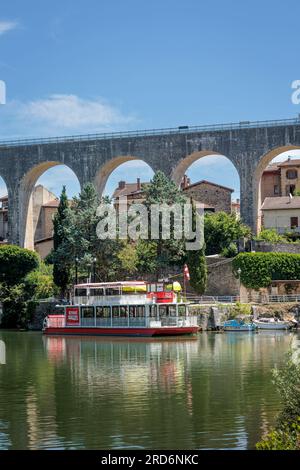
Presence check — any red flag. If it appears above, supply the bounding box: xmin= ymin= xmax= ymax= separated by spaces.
xmin=183 ymin=264 xmax=190 ymax=281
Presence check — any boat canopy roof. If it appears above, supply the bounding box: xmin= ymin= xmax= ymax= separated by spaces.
xmin=74 ymin=280 xmax=182 ymax=292
xmin=75 ymin=281 xmax=146 ymax=288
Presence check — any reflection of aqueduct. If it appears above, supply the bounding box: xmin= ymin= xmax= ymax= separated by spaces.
xmin=1 ymin=118 xmax=300 ymax=249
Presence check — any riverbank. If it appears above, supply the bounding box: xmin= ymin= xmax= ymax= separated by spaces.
xmin=22 ymin=300 xmax=300 ymax=331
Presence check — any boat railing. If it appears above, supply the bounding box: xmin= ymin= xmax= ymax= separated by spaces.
xmin=73 ymin=294 xmax=151 ymax=306
xmin=65 ymin=313 xmax=198 ymax=328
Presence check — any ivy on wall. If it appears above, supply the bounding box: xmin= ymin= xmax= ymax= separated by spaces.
xmin=232 ymin=252 xmax=300 ymax=289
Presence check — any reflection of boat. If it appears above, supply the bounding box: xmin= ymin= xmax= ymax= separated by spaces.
xmin=43 ymin=281 xmax=199 ymax=337
xmin=223 ymin=319 xmax=257 ymax=332
xmin=254 ymin=317 xmax=293 ymax=330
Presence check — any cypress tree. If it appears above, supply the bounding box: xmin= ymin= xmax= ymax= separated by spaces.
xmin=186 ymin=199 xmax=207 ymax=294
xmin=53 ymin=186 xmax=73 ymax=296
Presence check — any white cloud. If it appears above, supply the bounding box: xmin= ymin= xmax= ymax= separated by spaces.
xmin=0 ymin=94 xmax=136 ymax=138
xmin=0 ymin=21 xmax=18 ymax=35
xmin=20 ymin=94 xmax=133 ymax=130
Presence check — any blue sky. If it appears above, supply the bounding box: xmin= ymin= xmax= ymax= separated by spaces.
xmin=1 ymin=0 xmax=300 ymax=198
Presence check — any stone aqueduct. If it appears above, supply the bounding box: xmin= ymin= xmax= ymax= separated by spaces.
xmin=1 ymin=118 xmax=300 ymax=250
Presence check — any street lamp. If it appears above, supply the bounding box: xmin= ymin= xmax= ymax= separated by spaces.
xmin=75 ymin=257 xmax=79 ymax=285
xmin=237 ymin=267 xmax=242 ymax=301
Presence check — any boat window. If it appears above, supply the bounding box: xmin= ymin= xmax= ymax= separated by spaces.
xmin=149 ymin=305 xmax=157 ymax=318
xmin=96 ymin=306 xmax=110 ymax=318
xmin=90 ymin=288 xmax=104 ymax=296
xmin=169 ymin=305 xmax=177 ymax=317
xmin=178 ymin=305 xmax=186 ymax=317
xmin=52 ymin=305 xmax=65 ymax=315
xmin=159 ymin=305 xmax=168 ymax=317
xmin=129 ymin=306 xmax=145 ymax=317
xmin=112 ymin=306 xmax=128 ymax=317
xmin=75 ymin=288 xmax=87 ymax=297
xmin=112 ymin=306 xmax=120 ymax=317
xmin=81 ymin=306 xmax=94 ymax=318
xmin=120 ymin=306 xmax=128 ymax=318
xmin=105 ymin=288 xmax=121 ymax=296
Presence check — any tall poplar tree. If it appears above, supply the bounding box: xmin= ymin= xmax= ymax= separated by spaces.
xmin=186 ymin=199 xmax=207 ymax=294
xmin=52 ymin=186 xmax=73 ymax=296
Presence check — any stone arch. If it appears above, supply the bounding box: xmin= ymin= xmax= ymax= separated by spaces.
xmin=94 ymin=155 xmax=155 ymax=196
xmin=19 ymin=161 xmax=81 ymax=249
xmin=254 ymin=145 xmax=300 ymax=233
xmin=171 ymin=150 xmax=239 ymax=187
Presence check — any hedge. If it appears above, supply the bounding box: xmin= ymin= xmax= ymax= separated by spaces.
xmin=232 ymin=252 xmax=300 ymax=289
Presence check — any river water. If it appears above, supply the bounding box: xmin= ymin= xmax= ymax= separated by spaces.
xmin=0 ymin=330 xmax=297 ymax=450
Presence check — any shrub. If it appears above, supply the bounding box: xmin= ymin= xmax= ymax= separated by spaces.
xmin=255 ymin=228 xmax=285 ymax=243
xmin=233 ymin=252 xmax=300 ymax=289
xmin=256 ymin=353 xmax=300 ymax=450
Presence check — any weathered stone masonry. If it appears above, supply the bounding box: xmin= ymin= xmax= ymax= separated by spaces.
xmin=1 ymin=119 xmax=300 ymax=248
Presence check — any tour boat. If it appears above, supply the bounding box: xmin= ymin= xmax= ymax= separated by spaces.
xmin=43 ymin=281 xmax=199 ymax=337
xmin=253 ymin=317 xmax=294 ymax=330
xmin=222 ymin=319 xmax=258 ymax=332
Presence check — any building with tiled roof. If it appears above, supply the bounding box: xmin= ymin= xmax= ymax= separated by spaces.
xmin=261 ymin=196 xmax=300 ymax=233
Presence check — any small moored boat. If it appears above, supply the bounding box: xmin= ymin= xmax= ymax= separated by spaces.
xmin=43 ymin=281 xmax=199 ymax=337
xmin=223 ymin=319 xmax=257 ymax=332
xmin=253 ymin=317 xmax=293 ymax=330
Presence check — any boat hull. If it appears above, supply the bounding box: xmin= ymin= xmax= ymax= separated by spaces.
xmin=254 ymin=322 xmax=292 ymax=330
xmin=223 ymin=326 xmax=257 ymax=332
xmin=43 ymin=326 xmax=199 ymax=337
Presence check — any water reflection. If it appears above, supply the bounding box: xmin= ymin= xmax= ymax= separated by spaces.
xmin=0 ymin=331 xmax=298 ymax=450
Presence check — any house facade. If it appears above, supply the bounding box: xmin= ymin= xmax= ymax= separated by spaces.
xmin=261 ymin=196 xmax=300 ymax=233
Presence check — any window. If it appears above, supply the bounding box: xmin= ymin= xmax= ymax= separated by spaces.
xmin=96 ymin=306 xmax=110 ymax=318
xmin=178 ymin=305 xmax=186 ymax=317
xmin=81 ymin=306 xmax=94 ymax=318
xmin=90 ymin=288 xmax=104 ymax=296
xmin=129 ymin=305 xmax=145 ymax=317
xmin=274 ymin=185 xmax=279 ymax=195
xmin=75 ymin=288 xmax=87 ymax=297
xmin=291 ymin=217 xmax=299 ymax=229
xmin=112 ymin=306 xmax=120 ymax=317
xmin=105 ymin=288 xmax=121 ymax=296
xmin=120 ymin=306 xmax=128 ymax=318
xmin=286 ymin=169 xmax=298 ymax=179
xmin=169 ymin=305 xmax=177 ymax=317
xmin=149 ymin=305 xmax=157 ymax=318
xmin=159 ymin=305 xmax=168 ymax=317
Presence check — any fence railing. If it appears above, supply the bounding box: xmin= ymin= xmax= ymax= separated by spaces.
xmin=0 ymin=117 xmax=299 ymax=147
xmin=186 ymin=295 xmax=239 ymax=304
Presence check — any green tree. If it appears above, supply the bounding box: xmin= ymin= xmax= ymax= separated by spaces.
xmin=25 ymin=262 xmax=56 ymax=300
xmin=204 ymin=211 xmax=250 ymax=256
xmin=0 ymin=246 xmax=40 ymax=328
xmin=52 ymin=186 xmax=74 ymax=296
xmin=0 ymin=245 xmax=39 ymax=286
xmin=143 ymin=171 xmax=187 ymax=278
xmin=186 ymin=201 xmax=207 ymax=294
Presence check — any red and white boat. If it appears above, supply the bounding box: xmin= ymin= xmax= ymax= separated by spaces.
xmin=43 ymin=281 xmax=199 ymax=337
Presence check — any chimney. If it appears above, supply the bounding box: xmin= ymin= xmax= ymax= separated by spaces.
xmin=118 ymin=181 xmax=126 ymax=189
xmin=137 ymin=177 xmax=141 ymax=191
xmin=236 ymin=198 xmax=240 ymax=204
xmin=181 ymin=174 xmax=189 ymax=189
